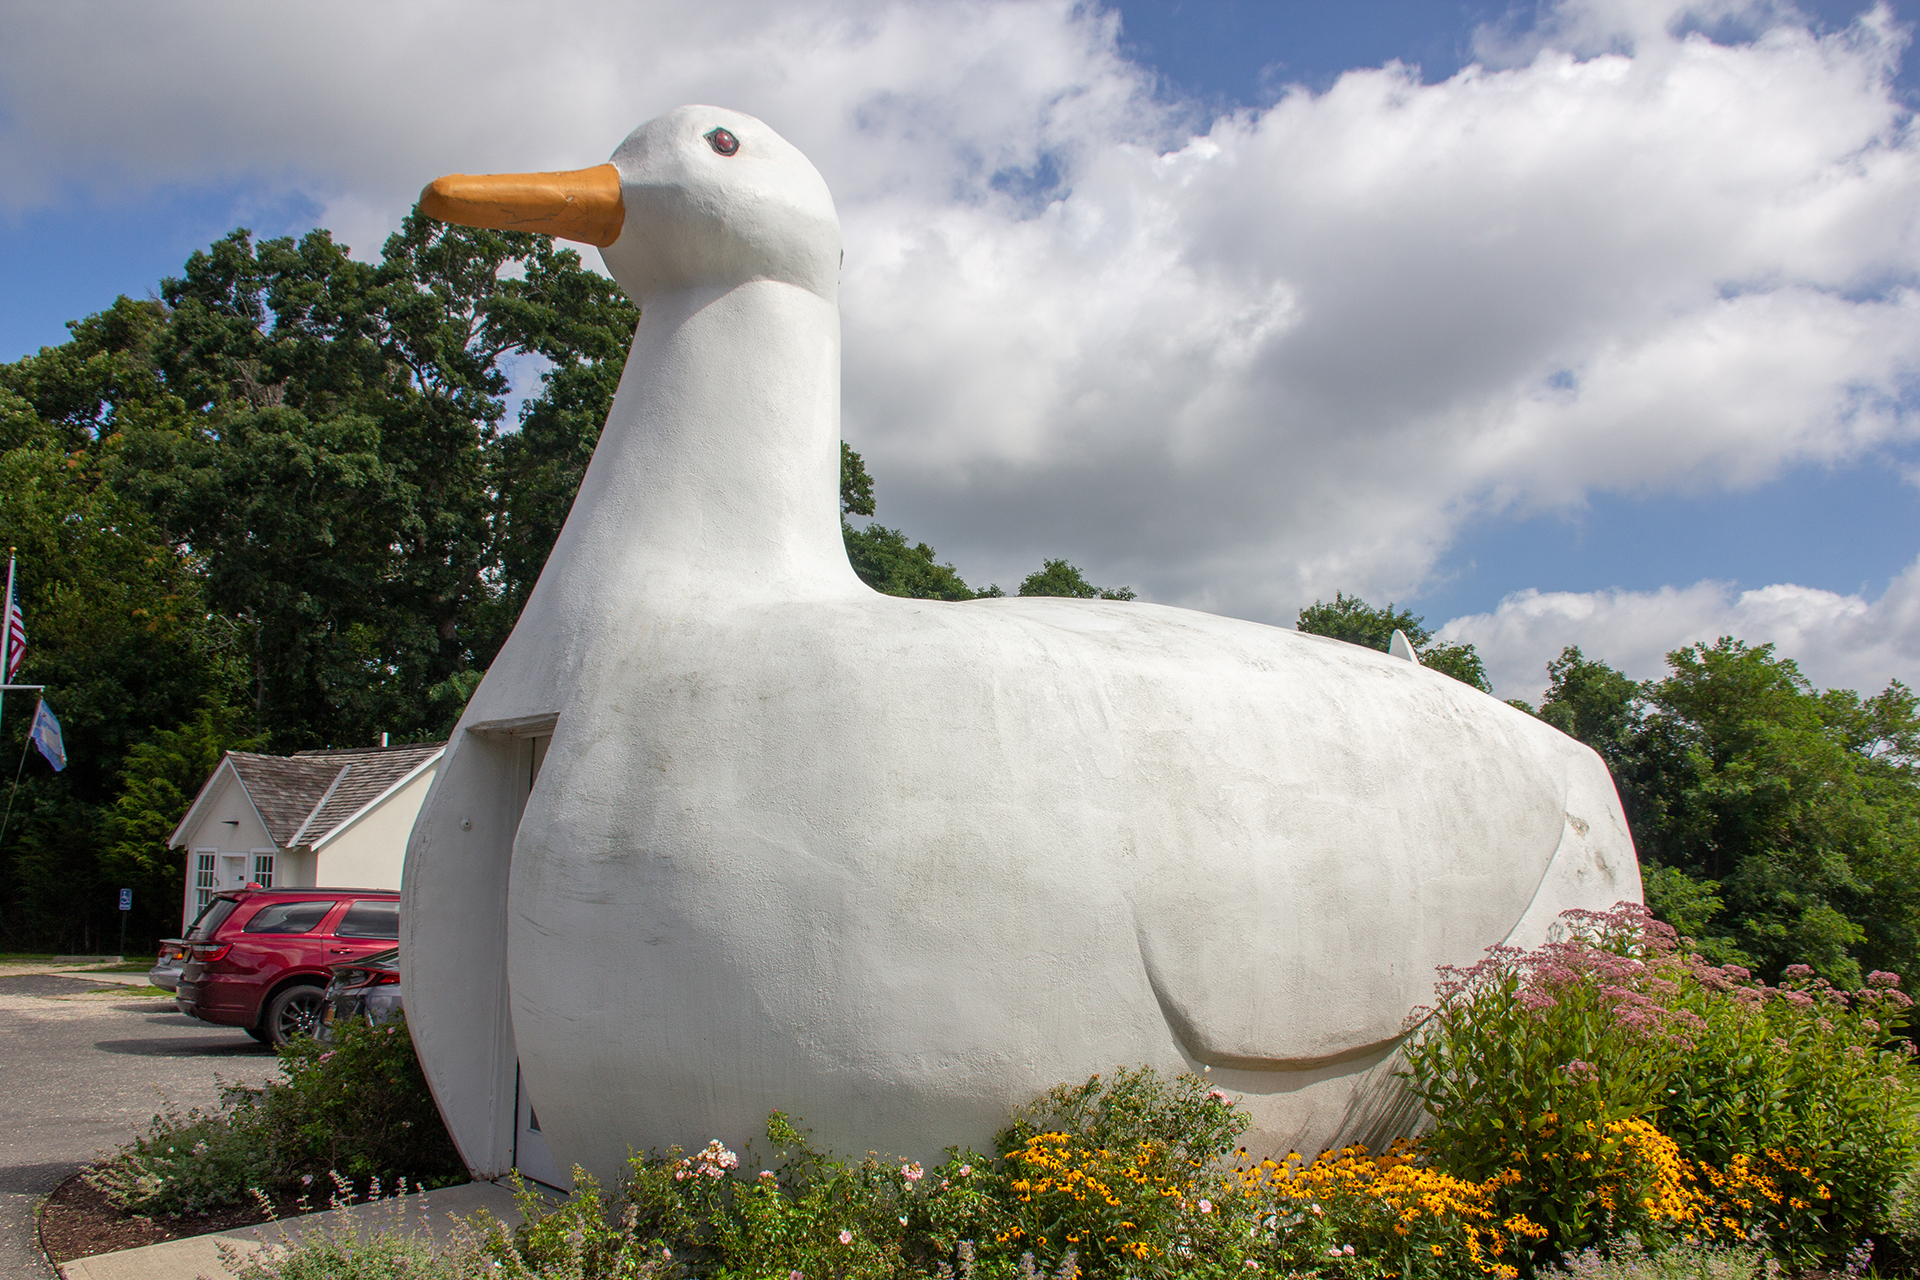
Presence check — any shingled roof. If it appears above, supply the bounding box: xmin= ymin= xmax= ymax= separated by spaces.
xmin=183 ymin=742 xmax=445 ymax=849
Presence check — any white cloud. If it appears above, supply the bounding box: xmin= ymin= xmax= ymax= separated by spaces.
xmin=2 ymin=0 xmax=1917 ymax=632
xmin=1437 ymin=558 xmax=1920 ymax=701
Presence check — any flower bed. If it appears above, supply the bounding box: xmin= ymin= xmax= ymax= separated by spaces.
xmin=81 ymin=905 xmax=1920 ymax=1279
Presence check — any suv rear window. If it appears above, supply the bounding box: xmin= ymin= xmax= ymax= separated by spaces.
xmin=242 ymin=900 xmax=338 ymax=935
xmin=334 ymin=900 xmax=399 ymax=940
xmin=187 ymin=897 xmax=239 ymax=940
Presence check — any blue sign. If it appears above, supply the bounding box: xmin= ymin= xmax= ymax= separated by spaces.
xmin=118 ymin=888 xmax=132 ymax=912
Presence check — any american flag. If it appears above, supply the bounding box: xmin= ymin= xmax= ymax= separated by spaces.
xmin=3 ymin=567 xmax=23 ymax=680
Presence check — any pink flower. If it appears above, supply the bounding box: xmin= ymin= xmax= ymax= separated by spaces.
xmin=958 ymin=1164 xmax=972 ymax=1177
xmin=1310 ymin=1203 xmax=1323 ymax=1216
xmin=790 ymin=1272 xmax=804 ymax=1280
xmin=1344 ymin=1245 xmax=1356 ymax=1256
xmin=761 ymin=1170 xmax=776 ymax=1180
xmin=301 ymin=1174 xmax=314 ymax=1186
xmin=1207 ymin=1088 xmax=1228 ymax=1101
xmin=1198 ymin=1199 xmax=1213 ymax=1214
xmin=901 ymin=1162 xmax=924 ymax=1183
xmin=838 ymin=1230 xmax=853 ymax=1245
xmin=1246 ymin=1262 xmax=1261 ymax=1271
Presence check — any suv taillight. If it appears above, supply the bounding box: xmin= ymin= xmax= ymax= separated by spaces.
xmin=192 ymin=943 xmax=231 ymax=963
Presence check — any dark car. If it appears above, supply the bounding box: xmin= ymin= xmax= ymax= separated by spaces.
xmin=321 ymin=946 xmax=402 ymax=1039
xmin=175 ymin=887 xmax=401 ymax=1045
xmin=149 ymin=938 xmax=188 ymax=991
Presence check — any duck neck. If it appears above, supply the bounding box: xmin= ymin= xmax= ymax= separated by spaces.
xmin=548 ymin=279 xmax=862 ymax=603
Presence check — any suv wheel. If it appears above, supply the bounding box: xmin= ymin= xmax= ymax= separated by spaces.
xmin=263 ymin=984 xmax=327 ymax=1046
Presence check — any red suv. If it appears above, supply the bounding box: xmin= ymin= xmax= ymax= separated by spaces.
xmin=176 ymin=887 xmax=401 ymax=1045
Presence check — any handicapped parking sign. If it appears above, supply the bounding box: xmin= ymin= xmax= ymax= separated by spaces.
xmin=118 ymin=888 xmax=132 ymax=912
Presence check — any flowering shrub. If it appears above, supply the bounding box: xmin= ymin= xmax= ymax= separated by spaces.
xmin=1240 ymin=1141 xmax=1545 ymax=1279
xmin=988 ymin=1067 xmax=1250 ymax=1274
xmin=498 ymin=1072 xmax=1569 ymax=1280
xmin=508 ymin=1113 xmax=1005 ymax=1280
xmin=1661 ymin=962 xmax=1917 ymax=1262
xmin=85 ymin=1096 xmax=277 ymax=1215
xmin=1546 ymin=1233 xmax=1779 ymax=1280
xmin=1402 ymin=903 xmax=1920 ymax=1271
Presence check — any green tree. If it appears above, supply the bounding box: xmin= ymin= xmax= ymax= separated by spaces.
xmin=1017 ymin=559 xmax=1136 ymax=601
xmin=1295 ymin=591 xmax=1491 ymax=691
xmin=1536 ymin=639 xmax=1920 ymax=985
xmin=0 ymin=214 xmax=634 ymax=949
xmin=839 ymin=441 xmax=875 ymax=518
xmin=839 ymin=442 xmax=997 ymax=600
xmin=113 ymin=218 xmax=635 ymax=749
xmin=100 ymin=699 xmax=263 ymax=943
xmin=0 ymin=315 xmax=246 ymax=949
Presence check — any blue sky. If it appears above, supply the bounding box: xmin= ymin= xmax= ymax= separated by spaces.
xmin=3 ymin=0 xmax=1917 ymax=697
xmin=1111 ymin=0 xmax=1920 ymax=631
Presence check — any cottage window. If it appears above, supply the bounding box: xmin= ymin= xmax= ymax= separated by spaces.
xmin=253 ymin=853 xmax=275 ymax=888
xmin=195 ymin=852 xmax=217 ymax=911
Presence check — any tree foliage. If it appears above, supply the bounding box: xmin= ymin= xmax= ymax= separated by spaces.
xmin=1017 ymin=558 xmax=1135 ymax=600
xmin=1537 ymin=641 xmax=1920 ymax=986
xmin=0 ymin=218 xmax=634 ymax=950
xmin=839 ymin=442 xmax=999 ymax=600
xmin=1296 ymin=591 xmax=1491 ymax=691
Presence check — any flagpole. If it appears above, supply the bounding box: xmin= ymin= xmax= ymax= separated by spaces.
xmin=1 ymin=547 xmax=14 ymax=744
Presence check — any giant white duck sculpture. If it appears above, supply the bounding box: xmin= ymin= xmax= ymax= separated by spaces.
xmin=401 ymin=106 xmax=1638 ymax=1186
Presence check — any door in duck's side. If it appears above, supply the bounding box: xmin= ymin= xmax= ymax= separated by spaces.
xmin=509 ymin=733 xmax=568 ymax=1189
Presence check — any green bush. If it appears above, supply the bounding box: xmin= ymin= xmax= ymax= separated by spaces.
xmin=1547 ymin=1234 xmax=1778 ymax=1280
xmin=84 ymin=1097 xmax=278 ymax=1216
xmin=1403 ymin=906 xmax=1706 ymax=1263
xmin=989 ymin=1067 xmax=1251 ymax=1274
xmin=87 ymin=1012 xmax=463 ymax=1218
xmin=1662 ymin=961 xmax=1919 ymax=1263
xmin=1402 ymin=903 xmax=1920 ymax=1272
xmin=263 ymin=1014 xmax=465 ymax=1190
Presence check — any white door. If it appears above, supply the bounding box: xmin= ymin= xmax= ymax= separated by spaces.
xmin=511 ymin=734 xmax=567 ymax=1188
xmin=513 ymin=1060 xmax=567 ymax=1189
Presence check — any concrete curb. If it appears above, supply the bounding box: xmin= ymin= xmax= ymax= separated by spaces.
xmin=55 ymin=1181 xmax=543 ymax=1280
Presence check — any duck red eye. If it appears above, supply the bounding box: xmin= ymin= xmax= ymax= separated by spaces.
xmin=705 ymin=127 xmax=739 ymax=157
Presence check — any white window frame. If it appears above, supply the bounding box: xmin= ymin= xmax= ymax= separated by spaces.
xmin=252 ymin=851 xmax=276 ymax=889
xmin=194 ymin=850 xmax=218 ymax=912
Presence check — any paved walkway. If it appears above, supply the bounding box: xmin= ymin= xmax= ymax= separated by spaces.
xmin=0 ymin=962 xmax=273 ymax=1278
xmin=57 ymin=1180 xmax=538 ymax=1280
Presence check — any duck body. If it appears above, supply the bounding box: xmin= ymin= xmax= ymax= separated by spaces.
xmin=401 ymin=107 xmax=1638 ymax=1186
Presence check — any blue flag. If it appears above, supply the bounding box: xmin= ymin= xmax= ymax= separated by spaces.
xmin=30 ymin=699 xmax=64 ymax=772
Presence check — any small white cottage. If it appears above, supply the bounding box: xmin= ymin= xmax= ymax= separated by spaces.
xmin=170 ymin=742 xmax=445 ymax=931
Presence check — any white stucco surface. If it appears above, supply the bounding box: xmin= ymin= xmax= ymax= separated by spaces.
xmin=402 ymin=106 xmax=1640 ymax=1187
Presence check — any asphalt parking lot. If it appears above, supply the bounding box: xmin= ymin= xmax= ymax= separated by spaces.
xmin=0 ymin=967 xmax=273 ymax=1278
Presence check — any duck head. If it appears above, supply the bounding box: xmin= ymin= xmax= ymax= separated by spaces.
xmin=420 ymin=105 xmax=841 ymax=306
